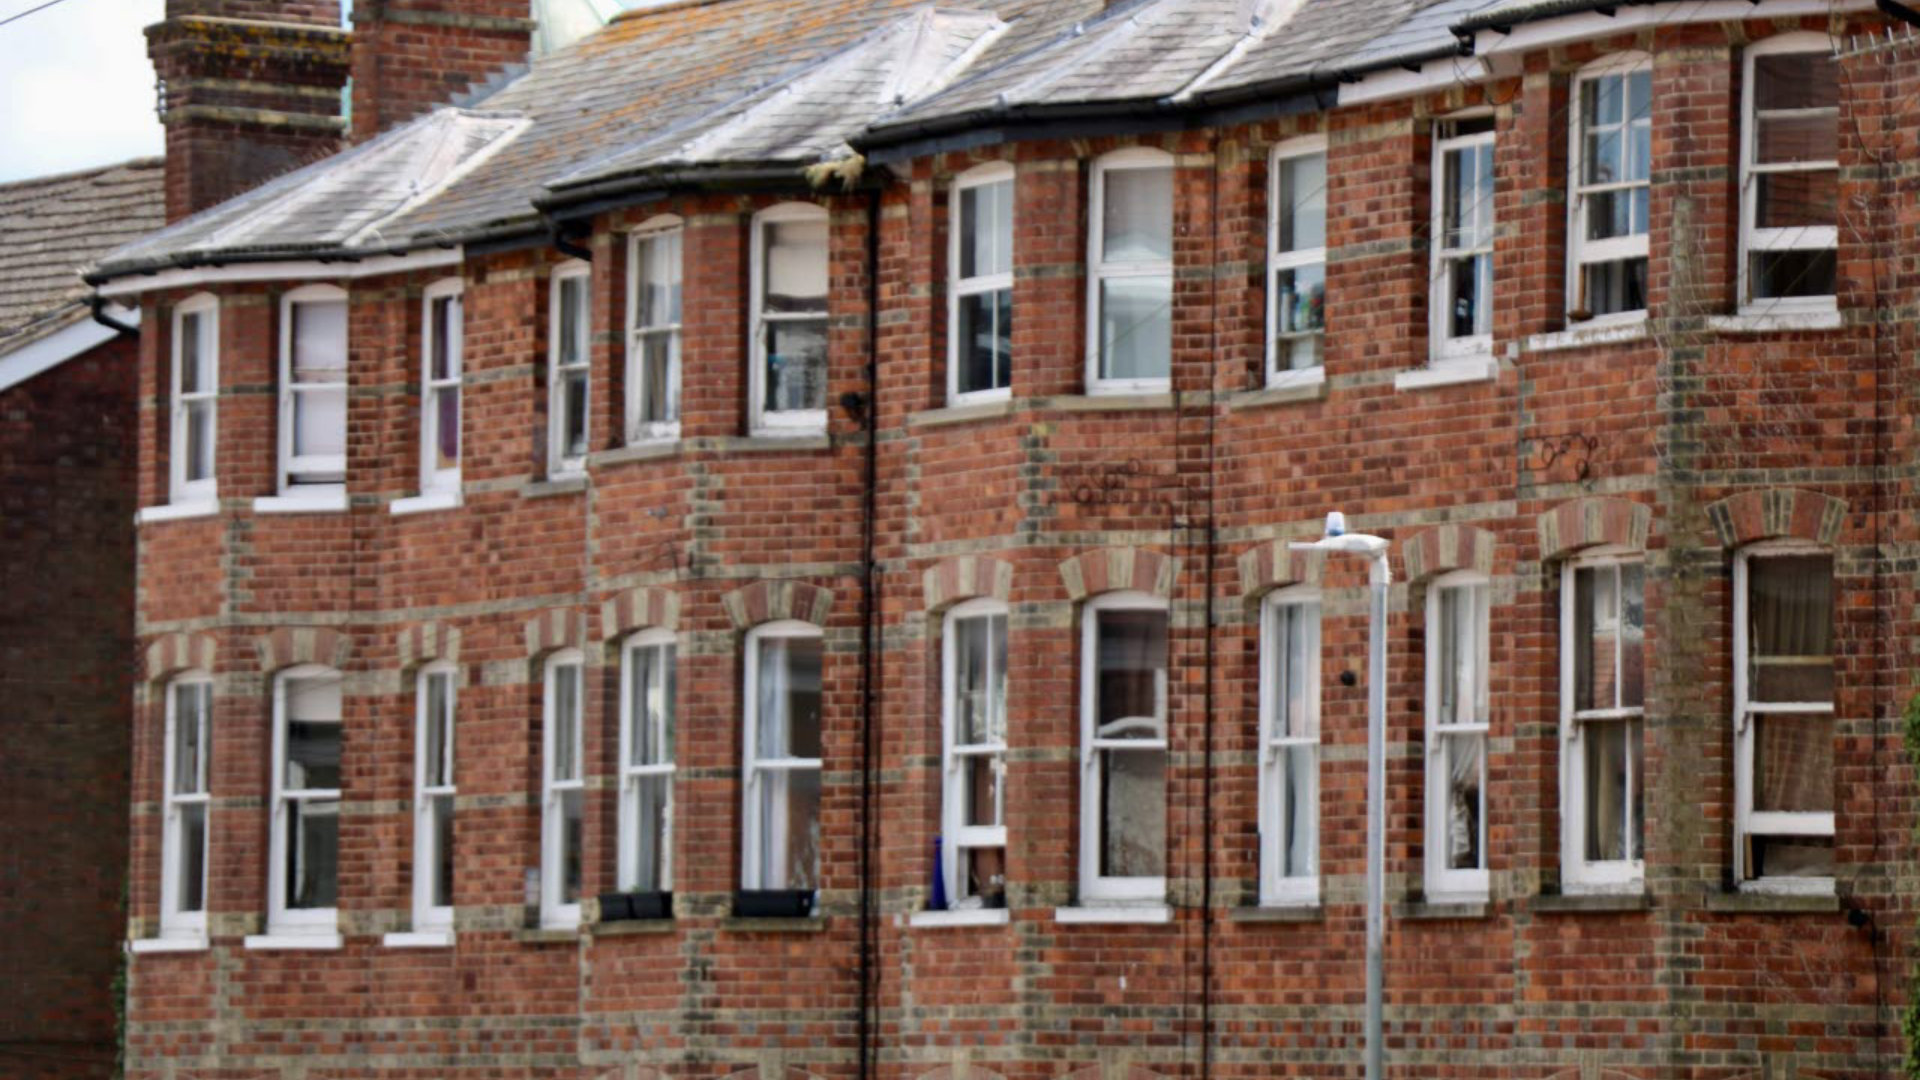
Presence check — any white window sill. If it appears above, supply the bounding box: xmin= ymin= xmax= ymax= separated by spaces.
xmin=382 ymin=930 xmax=455 ymax=948
xmin=1420 ymin=891 xmax=1490 ymax=909
xmin=592 ymin=440 xmax=681 ymax=467
xmin=748 ymin=425 xmax=829 ymax=440
xmin=128 ymin=936 xmax=208 ymax=954
xmin=1525 ymin=316 xmax=1647 ymax=353
xmin=1736 ymin=876 xmax=1836 ymax=898
xmin=1084 ymin=380 xmax=1172 ymax=398
xmin=135 ymin=500 xmax=219 ymax=524
xmin=908 ymin=908 xmax=1011 ymax=929
xmin=1707 ymin=309 xmax=1843 ymax=334
xmin=1394 ymin=357 xmax=1498 ymax=391
xmin=1054 ymin=904 xmax=1172 ymax=925
xmin=243 ymin=932 xmax=343 ymax=951
xmin=253 ymin=489 xmax=348 ymax=515
xmin=389 ymin=491 xmax=461 ymax=516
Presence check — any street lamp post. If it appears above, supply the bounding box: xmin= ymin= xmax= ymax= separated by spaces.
xmin=1291 ymin=512 xmax=1390 ymax=1080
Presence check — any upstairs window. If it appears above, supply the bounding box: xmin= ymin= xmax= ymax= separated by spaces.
xmin=619 ymin=630 xmax=676 ymax=895
xmin=1259 ymin=589 xmax=1320 ymax=905
xmin=628 ymin=218 xmax=683 ymax=442
xmin=279 ymin=285 xmax=349 ymax=492
xmin=941 ymin=600 xmax=1008 ymax=909
xmin=751 ymin=204 xmax=830 ymax=434
xmin=1088 ymin=149 xmax=1174 ymax=393
xmin=1431 ymin=116 xmax=1496 ymax=363
xmin=411 ymin=663 xmax=456 ymax=935
xmin=541 ymin=650 xmax=585 ymax=928
xmin=1740 ymin=35 xmax=1839 ymax=309
xmin=1735 ymin=547 xmax=1835 ymax=889
xmin=548 ymin=263 xmax=591 ymax=477
xmin=1561 ymin=555 xmax=1645 ymax=892
xmin=161 ymin=675 xmax=212 ymax=941
xmin=170 ymin=294 xmax=219 ymax=506
xmin=1269 ymin=137 xmax=1327 ymax=380
xmin=268 ymin=666 xmax=342 ymax=937
xmin=421 ymin=280 xmax=463 ymax=497
xmin=1568 ymin=57 xmax=1651 ymax=322
xmin=741 ymin=622 xmax=824 ymax=901
xmin=950 ymin=164 xmax=1014 ymax=402
xmin=1425 ymin=574 xmax=1490 ymax=902
xmin=1079 ymin=593 xmax=1169 ymax=904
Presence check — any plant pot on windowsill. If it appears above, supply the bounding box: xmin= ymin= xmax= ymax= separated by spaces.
xmin=732 ymin=889 xmax=815 ymax=919
xmin=599 ymin=890 xmax=673 ymax=922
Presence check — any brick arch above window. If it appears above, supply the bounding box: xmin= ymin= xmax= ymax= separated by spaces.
xmin=1060 ymin=1066 xmax=1169 ymax=1080
xmin=1236 ymin=540 xmax=1327 ymax=602
xmin=145 ymin=631 xmax=218 ymax=682
xmin=1536 ymin=496 xmax=1651 ymax=561
xmin=523 ymin=609 xmax=588 ymax=658
xmin=915 ymin=1065 xmax=1008 ymax=1080
xmin=922 ymin=555 xmax=1014 ymax=614
xmin=396 ymin=621 xmax=462 ymax=670
xmin=1058 ymin=546 xmax=1179 ymax=602
xmin=1707 ymin=488 xmax=1846 ymax=549
xmin=600 ymin=586 xmax=681 ymax=641
xmin=721 ymin=579 xmax=835 ymax=630
xmin=253 ymin=626 xmax=352 ymax=673
xmin=1400 ymin=523 xmax=1497 ymax=584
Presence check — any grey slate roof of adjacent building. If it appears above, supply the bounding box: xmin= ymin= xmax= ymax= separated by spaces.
xmin=89 ymin=0 xmax=1515 ymax=284
xmin=0 ymin=158 xmax=163 ymax=354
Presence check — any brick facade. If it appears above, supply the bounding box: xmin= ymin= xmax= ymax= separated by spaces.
xmin=118 ymin=9 xmax=1920 ymax=1080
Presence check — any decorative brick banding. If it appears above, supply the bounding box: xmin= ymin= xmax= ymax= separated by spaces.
xmin=1058 ymin=546 xmax=1178 ymax=601
xmin=1400 ymin=523 xmax=1497 ymax=583
xmin=1706 ymin=488 xmax=1847 ymax=549
xmin=922 ymin=555 xmax=1014 ymax=612
xmin=524 ymin=609 xmax=587 ymax=657
xmin=721 ymin=580 xmax=834 ymax=629
xmin=253 ymin=626 xmax=352 ymax=672
xmin=396 ymin=621 xmax=462 ymax=669
xmin=1236 ymin=539 xmax=1327 ymax=601
xmin=601 ymin=586 xmax=681 ymax=640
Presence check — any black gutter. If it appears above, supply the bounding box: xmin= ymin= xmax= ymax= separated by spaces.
xmin=536 ymin=162 xmax=887 ymax=224
xmin=549 ymin=220 xmax=595 ymax=262
xmin=854 ymin=184 xmax=882 ymax=1080
xmin=88 ymin=294 xmax=139 ymax=336
xmin=1452 ymin=0 xmax=1659 ymax=34
xmin=1878 ymin=0 xmax=1920 ymax=28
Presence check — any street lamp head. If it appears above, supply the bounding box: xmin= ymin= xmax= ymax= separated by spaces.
xmin=1325 ymin=510 xmax=1348 ymax=538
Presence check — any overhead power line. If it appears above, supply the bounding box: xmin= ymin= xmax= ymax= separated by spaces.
xmin=0 ymin=0 xmax=75 ymax=27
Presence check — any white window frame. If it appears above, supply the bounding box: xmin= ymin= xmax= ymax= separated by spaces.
xmin=265 ymin=664 xmax=342 ymax=939
xmin=1732 ymin=541 xmax=1836 ymax=894
xmin=277 ymin=284 xmax=349 ymax=494
xmin=740 ymin=620 xmax=825 ymax=897
xmin=1267 ymin=136 xmax=1328 ymax=385
xmin=948 ymin=163 xmax=1016 ymax=405
xmin=411 ymin=662 xmax=457 ymax=935
xmin=749 ymin=203 xmax=831 ymax=436
xmin=159 ymin=673 xmax=213 ymax=941
xmin=548 ymin=261 xmax=592 ymax=477
xmin=1086 ymin=148 xmax=1175 ymax=396
xmin=540 ymin=649 xmax=585 ymax=929
xmin=1429 ymin=115 xmax=1497 ymax=365
xmin=1258 ymin=587 xmax=1320 ymax=906
xmin=169 ymin=293 xmax=219 ymax=507
xmin=618 ymin=628 xmax=677 ymax=893
xmin=1566 ymin=53 xmax=1652 ymax=326
xmin=1558 ymin=550 xmax=1645 ymax=893
xmin=1424 ymin=572 xmax=1491 ymax=903
xmin=626 ymin=217 xmax=684 ymax=443
xmin=419 ymin=279 xmax=463 ymax=498
xmin=1078 ymin=590 xmax=1170 ymax=905
xmin=940 ymin=598 xmax=1009 ymax=906
xmin=1737 ymin=33 xmax=1839 ymax=314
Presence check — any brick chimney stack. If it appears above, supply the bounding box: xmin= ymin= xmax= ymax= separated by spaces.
xmin=347 ymin=0 xmax=535 ymax=143
xmin=146 ymin=0 xmax=353 ymax=222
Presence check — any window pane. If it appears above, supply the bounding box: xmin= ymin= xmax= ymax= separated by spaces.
xmin=178 ymin=803 xmax=207 ymax=913
xmin=1582 ymin=258 xmax=1647 ymax=317
xmin=430 ymin=297 xmax=457 ymax=382
xmin=1582 ymin=74 xmax=1623 ymax=129
xmin=1098 ymin=276 xmax=1172 ymax=381
xmin=961 ymin=753 xmax=1002 ymax=828
xmin=960 ymin=179 xmax=1012 ymax=279
xmin=756 ymin=767 xmax=821 ymax=890
xmin=1749 ymin=555 xmax=1834 ymax=703
xmin=1280 ymin=744 xmax=1315 ymax=878
xmin=434 ymin=388 xmax=460 ymax=470
xmin=286 ymin=798 xmax=339 ymax=908
xmin=633 ymin=774 xmax=671 ymax=892
xmin=1272 ymin=603 xmax=1315 ymax=740
xmin=1621 ymin=564 xmax=1645 ymax=708
xmin=956 ymin=289 xmax=1012 ymax=395
xmin=180 ymin=312 xmax=208 ymax=393
xmin=1755 ymin=52 xmax=1838 ymax=112
xmin=1275 ymin=152 xmax=1326 ymax=253
xmin=639 ymin=333 xmax=679 ymax=425
xmin=1750 ymin=834 xmax=1833 ymax=879
xmin=552 ymin=663 xmax=580 ymax=781
xmin=1101 ymin=166 xmax=1173 ymax=263
xmin=962 ymin=845 xmax=1005 ymax=905
xmin=1437 ymin=585 xmax=1486 ymax=727
xmin=1585 ymin=188 xmax=1646 ymax=241
xmin=561 ymin=788 xmax=583 ymax=903
xmin=1444 ymin=253 xmax=1491 ymax=339
xmin=1757 ymin=114 xmax=1838 ymax=165
xmin=1753 ymin=715 xmax=1834 ymax=813
xmin=173 ymin=683 xmax=207 ymax=795
xmin=424 ymin=673 xmax=452 ymax=788
xmin=293 ymin=387 xmax=347 ymax=459
xmin=1444 ymin=731 xmax=1485 ymax=871
xmin=1750 ymin=249 xmax=1837 ymax=301
xmin=1100 ymin=746 xmax=1165 ymax=877
xmin=757 ymin=636 xmax=823 ymax=759
xmin=631 ymin=644 xmax=676 ymax=765
xmin=765 ymin=320 xmax=828 ymax=412
xmin=1274 ymin=263 xmax=1325 ymax=342
xmin=284 ymin=674 xmax=341 ymax=791
xmin=1096 ymin=610 xmax=1167 ymax=737
xmin=292 ymin=300 xmax=347 ymax=382
xmin=558 ymin=277 xmax=586 ymax=364
xmin=1441 ymin=143 xmax=1492 ymax=252
xmin=639 ymin=231 xmax=683 ymax=327
xmin=1755 ymin=170 xmax=1837 ymax=229
xmin=1583 ymin=718 xmax=1630 ymax=861
xmin=430 ymin=793 xmax=454 ymax=907
xmin=561 ymin=370 xmax=588 ymax=460
xmin=954 ymin=614 xmax=1006 ymax=746
xmin=764 ymin=219 xmax=828 ymax=314
xmin=185 ymin=400 xmax=215 ymax=483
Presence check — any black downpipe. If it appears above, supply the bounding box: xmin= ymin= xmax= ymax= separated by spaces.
xmin=89 ymin=294 xmax=139 ymax=336
xmin=856 ymin=185 xmax=883 ymax=1080
xmin=550 ymin=221 xmax=594 ymax=262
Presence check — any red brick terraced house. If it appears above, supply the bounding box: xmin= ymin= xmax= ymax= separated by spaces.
xmin=92 ymin=0 xmax=1920 ymax=1077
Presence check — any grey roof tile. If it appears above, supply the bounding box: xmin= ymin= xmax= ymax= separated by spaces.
xmin=0 ymin=157 xmax=163 ymax=353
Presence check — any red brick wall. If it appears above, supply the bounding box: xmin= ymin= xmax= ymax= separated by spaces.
xmin=347 ymin=0 xmax=532 ymax=143
xmin=0 ymin=336 xmax=138 ymax=1080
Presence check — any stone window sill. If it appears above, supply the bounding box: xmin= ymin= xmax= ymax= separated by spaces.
xmin=909 ymin=398 xmax=1016 ymax=428
xmin=908 ymin=908 xmax=1010 ymax=929
xmin=707 ymin=434 xmax=833 ymax=454
xmin=243 ymin=932 xmax=343 ymax=951
xmin=1052 ymin=391 xmax=1174 ymax=413
xmin=390 ymin=491 xmax=461 ymax=517
xmin=514 ymin=926 xmax=582 ymax=945
xmin=128 ymin=936 xmax=208 ymax=954
xmin=1706 ymin=308 xmax=1842 ymax=334
xmin=1394 ymin=899 xmax=1490 ymax=921
xmin=521 ymin=474 xmax=588 ymax=499
xmin=1524 ymin=316 xmax=1647 ymax=353
xmin=1529 ymin=890 xmax=1651 ymax=914
xmin=382 ymin=930 xmax=454 ymax=948
xmin=1228 ymin=904 xmax=1323 ymax=924
xmin=1705 ymin=889 xmax=1839 ymax=915
xmin=1229 ymin=371 xmax=1327 ymax=411
xmin=591 ymin=440 xmax=681 ymax=468
xmin=136 ymin=500 xmax=218 ymax=525
xmin=253 ymin=488 xmax=348 ymax=515
xmin=592 ymin=919 xmax=677 ymax=937
xmin=721 ymin=916 xmax=828 ymax=933
xmin=1394 ymin=357 xmax=1498 ymax=392
xmin=1054 ymin=904 xmax=1172 ymax=925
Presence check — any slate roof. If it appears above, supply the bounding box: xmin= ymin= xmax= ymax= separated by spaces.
xmin=88 ymin=0 xmax=1524 ymax=284
xmin=0 ymin=158 xmax=163 ymax=353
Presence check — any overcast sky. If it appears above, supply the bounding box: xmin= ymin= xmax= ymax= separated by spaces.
xmin=0 ymin=0 xmax=166 ymax=182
